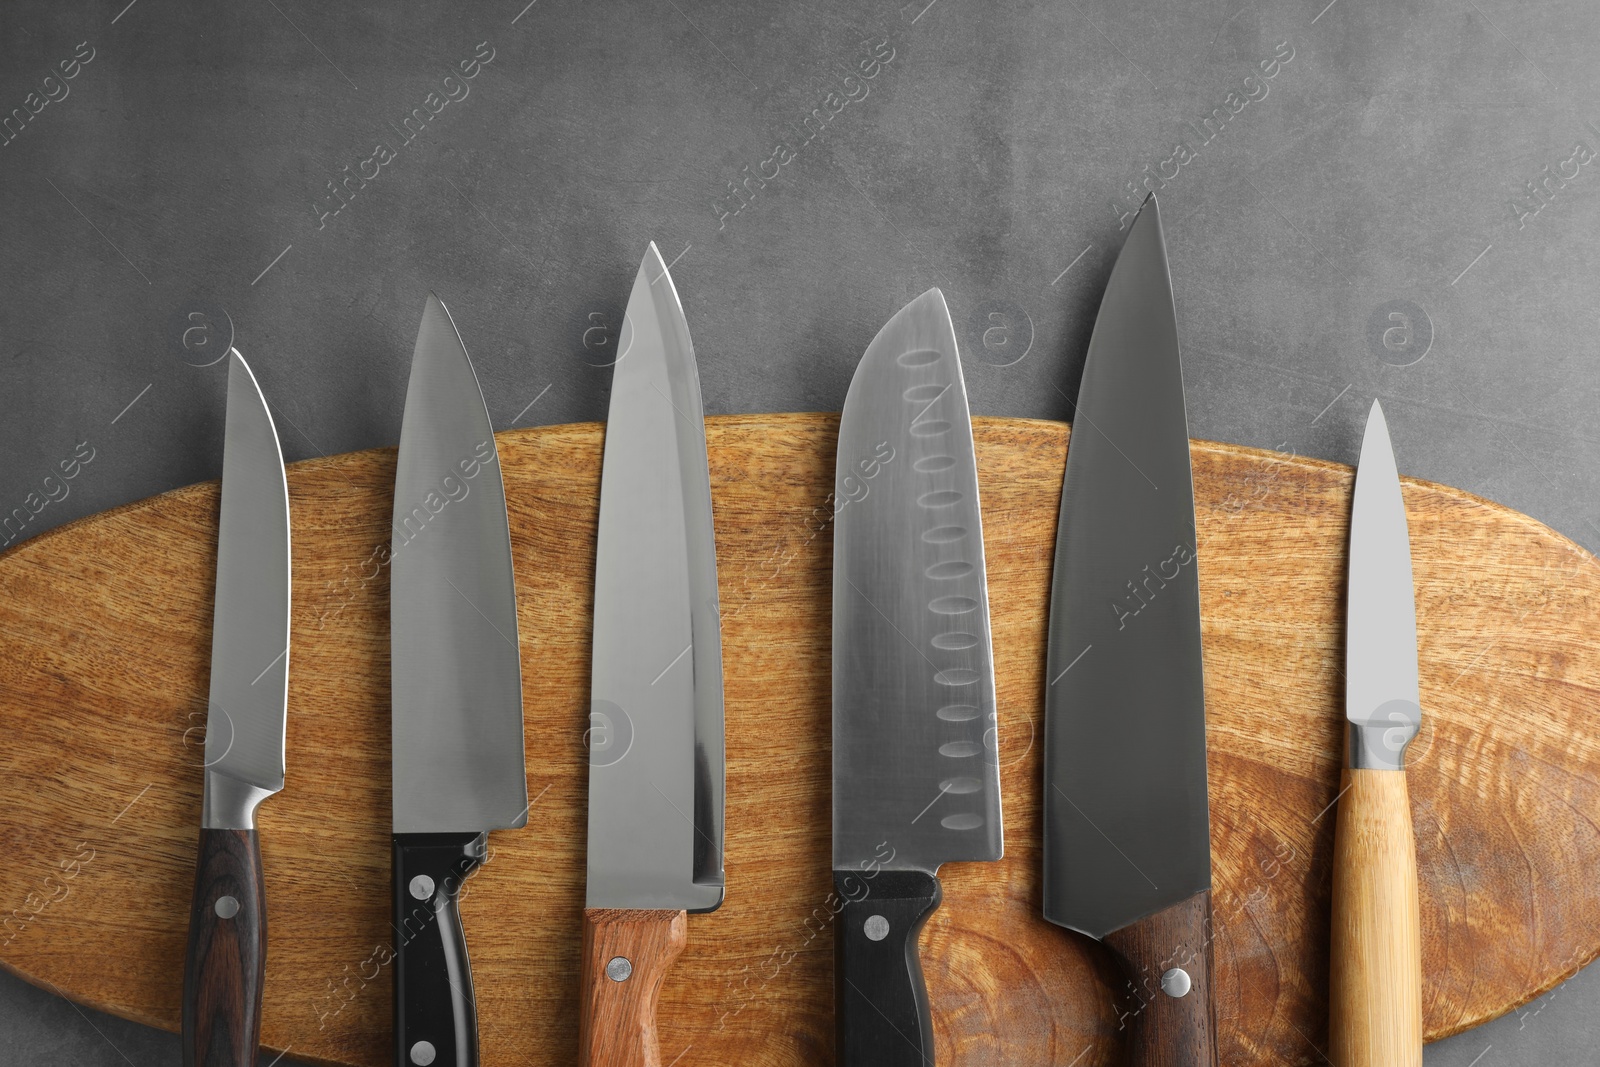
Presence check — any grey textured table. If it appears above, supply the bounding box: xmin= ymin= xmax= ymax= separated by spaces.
xmin=1 ymin=0 xmax=1596 ymax=1063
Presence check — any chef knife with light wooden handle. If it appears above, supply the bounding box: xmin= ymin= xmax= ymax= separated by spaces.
xmin=578 ymin=244 xmax=725 ymax=1067
xmin=1330 ymin=399 xmax=1423 ymax=1066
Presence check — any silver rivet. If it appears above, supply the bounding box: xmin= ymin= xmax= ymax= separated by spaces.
xmin=213 ymin=895 xmax=239 ymax=919
xmin=863 ymin=914 xmax=890 ymax=941
xmin=1161 ymin=967 xmax=1192 ymax=998
xmin=409 ymin=875 xmax=435 ymax=901
xmin=607 ymin=956 xmax=633 ymax=982
xmin=409 ymin=1039 xmax=436 ymax=1065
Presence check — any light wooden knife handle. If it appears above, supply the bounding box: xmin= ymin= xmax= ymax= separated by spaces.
xmin=1329 ymin=767 xmax=1422 ymax=1067
xmin=578 ymin=908 xmax=687 ymax=1067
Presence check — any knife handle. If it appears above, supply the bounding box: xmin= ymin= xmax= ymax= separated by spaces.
xmin=577 ymin=908 xmax=688 ymax=1067
xmin=1101 ymin=888 xmax=1218 ymax=1066
xmin=832 ymin=869 xmax=941 ymax=1067
xmin=182 ymin=827 xmax=267 ymax=1067
xmin=392 ymin=832 xmax=487 ymax=1067
xmin=1329 ymin=767 xmax=1422 ymax=1067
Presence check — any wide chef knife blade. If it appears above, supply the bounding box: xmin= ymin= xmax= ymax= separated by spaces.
xmin=182 ymin=349 xmax=290 ymax=1067
xmin=831 ymin=288 xmax=1002 ymax=1067
xmin=390 ymin=294 xmax=527 ymax=1067
xmin=1329 ymin=400 xmax=1423 ymax=1066
xmin=578 ymin=243 xmax=724 ymax=1067
xmin=1042 ymin=195 xmax=1218 ymax=1064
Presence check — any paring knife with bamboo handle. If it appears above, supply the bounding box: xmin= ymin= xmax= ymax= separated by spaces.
xmin=579 ymin=243 xmax=725 ymax=1067
xmin=1329 ymin=400 xmax=1423 ymax=1066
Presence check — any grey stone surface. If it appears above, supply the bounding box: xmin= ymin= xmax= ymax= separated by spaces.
xmin=1 ymin=0 xmax=1596 ymax=1063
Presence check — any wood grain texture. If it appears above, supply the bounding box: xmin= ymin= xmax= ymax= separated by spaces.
xmin=1329 ymin=768 xmax=1423 ymax=1067
xmin=0 ymin=413 xmax=1597 ymax=1066
xmin=182 ymin=827 xmax=266 ymax=1067
xmin=1102 ymin=890 xmax=1217 ymax=1067
xmin=577 ymin=909 xmax=687 ymax=1067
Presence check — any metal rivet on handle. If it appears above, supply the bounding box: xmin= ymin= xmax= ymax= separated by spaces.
xmin=607 ymin=956 xmax=633 ymax=982
xmin=213 ymin=895 xmax=239 ymax=919
xmin=863 ymin=914 xmax=889 ymax=942
xmin=409 ymin=875 xmax=435 ymax=901
xmin=1160 ymin=967 xmax=1191 ymax=998
xmin=409 ymin=1040 xmax=436 ymax=1065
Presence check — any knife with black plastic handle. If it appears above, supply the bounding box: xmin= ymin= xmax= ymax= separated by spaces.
xmin=831 ymin=288 xmax=1003 ymax=1066
xmin=390 ymin=294 xmax=528 ymax=1067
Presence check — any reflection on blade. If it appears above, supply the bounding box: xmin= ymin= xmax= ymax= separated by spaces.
xmin=832 ymin=288 xmax=1002 ymax=874
xmin=1043 ymin=197 xmax=1210 ymax=938
xmin=391 ymin=293 xmax=527 ymax=835
xmin=203 ymin=349 xmax=290 ymax=829
xmin=586 ymin=243 xmax=724 ymax=912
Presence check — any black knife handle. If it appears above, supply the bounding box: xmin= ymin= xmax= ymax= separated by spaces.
xmin=392 ymin=831 xmax=487 ymax=1067
xmin=833 ymin=868 xmax=942 ymax=1067
xmin=1102 ymin=888 xmax=1218 ymax=1066
xmin=182 ymin=827 xmax=267 ymax=1067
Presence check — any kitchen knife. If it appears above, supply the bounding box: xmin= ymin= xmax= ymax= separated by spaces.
xmin=579 ymin=243 xmax=724 ymax=1067
xmin=1329 ymin=400 xmax=1423 ymax=1066
xmin=182 ymin=349 xmax=290 ymax=1067
xmin=1042 ymin=195 xmax=1218 ymax=1064
xmin=831 ymin=287 xmax=1003 ymax=1067
xmin=391 ymin=294 xmax=528 ymax=1067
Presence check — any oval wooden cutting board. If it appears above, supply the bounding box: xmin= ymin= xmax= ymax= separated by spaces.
xmin=0 ymin=413 xmax=1597 ymax=1066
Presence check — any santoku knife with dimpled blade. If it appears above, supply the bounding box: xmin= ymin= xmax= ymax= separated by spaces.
xmin=1329 ymin=400 xmax=1423 ymax=1067
xmin=831 ymin=287 xmax=1003 ymax=1067
xmin=1042 ymin=195 xmax=1218 ymax=1065
xmin=391 ymin=293 xmax=528 ymax=1067
xmin=578 ymin=243 xmax=725 ymax=1067
xmin=182 ymin=349 xmax=290 ymax=1067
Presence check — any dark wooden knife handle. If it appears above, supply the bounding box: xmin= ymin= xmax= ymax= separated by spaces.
xmin=577 ymin=908 xmax=688 ymax=1067
xmin=833 ymin=868 xmax=942 ymax=1067
xmin=392 ymin=831 xmax=486 ymax=1067
xmin=182 ymin=827 xmax=267 ymax=1067
xmin=1102 ymin=888 xmax=1218 ymax=1066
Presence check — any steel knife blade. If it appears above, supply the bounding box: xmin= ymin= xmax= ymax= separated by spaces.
xmin=1329 ymin=399 xmax=1423 ymax=1066
xmin=578 ymin=243 xmax=724 ymax=1067
xmin=390 ymin=293 xmax=527 ymax=1067
xmin=182 ymin=348 xmax=290 ymax=1067
xmin=1042 ymin=196 xmax=1217 ymax=1064
xmin=830 ymin=287 xmax=1002 ymax=1067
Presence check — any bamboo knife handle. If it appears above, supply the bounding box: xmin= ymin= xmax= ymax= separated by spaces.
xmin=577 ymin=908 xmax=687 ymax=1067
xmin=1329 ymin=767 xmax=1422 ymax=1066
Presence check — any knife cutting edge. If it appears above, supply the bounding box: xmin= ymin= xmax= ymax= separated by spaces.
xmin=578 ymin=243 xmax=725 ymax=1067
xmin=391 ymin=294 xmax=528 ymax=1067
xmin=183 ymin=349 xmax=290 ymax=1067
xmin=1042 ymin=195 xmax=1219 ymax=1064
xmin=1329 ymin=399 xmax=1423 ymax=1066
xmin=831 ymin=287 xmax=1003 ymax=1067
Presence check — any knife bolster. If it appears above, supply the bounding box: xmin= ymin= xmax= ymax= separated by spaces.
xmin=1101 ymin=888 xmax=1218 ymax=1066
xmin=832 ymin=868 xmax=941 ymax=1067
xmin=392 ymin=831 xmax=487 ymax=1067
